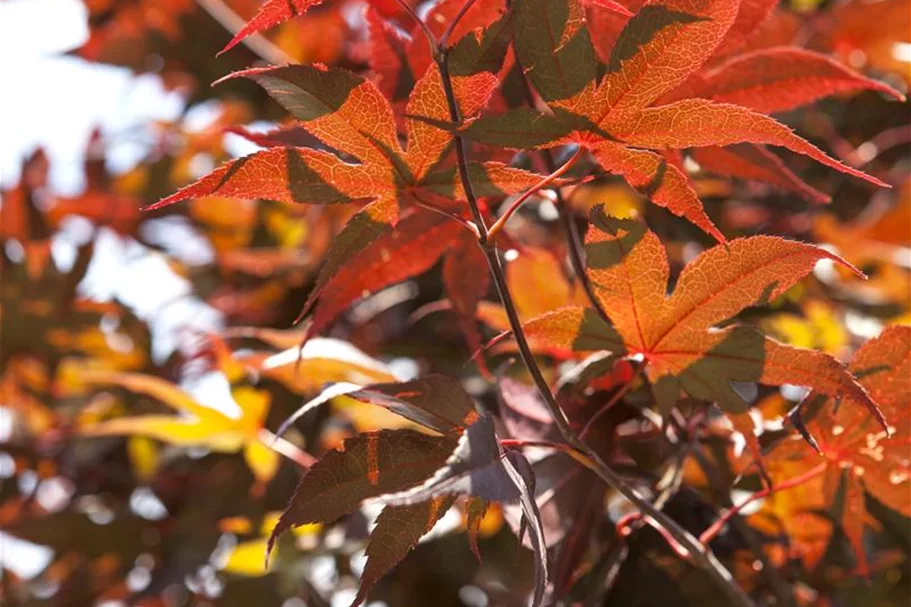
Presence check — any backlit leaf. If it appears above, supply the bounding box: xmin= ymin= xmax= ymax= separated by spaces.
xmin=518 ymin=206 xmax=885 ymax=421
xmin=766 ymin=325 xmax=910 ymax=572
xmin=699 ymin=47 xmax=904 ymax=114
xmin=690 ymin=144 xmax=830 ymax=204
xmin=352 ymin=496 xmax=456 ymax=606
xmin=220 ymin=0 xmax=325 ymax=55
xmin=269 ymin=430 xmax=459 ymax=551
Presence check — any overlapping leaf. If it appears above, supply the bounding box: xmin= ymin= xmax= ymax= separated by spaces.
xmin=268 ymin=374 xmax=547 ymax=604
xmin=764 ymin=325 xmax=910 ymax=573
xmin=457 ymin=0 xmax=897 ymax=242
xmin=152 ymin=19 xmax=544 ymax=335
xmin=514 ymin=205 xmax=886 ymax=424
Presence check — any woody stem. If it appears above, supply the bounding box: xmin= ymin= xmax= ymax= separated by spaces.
xmin=433 ymin=40 xmax=756 ymax=607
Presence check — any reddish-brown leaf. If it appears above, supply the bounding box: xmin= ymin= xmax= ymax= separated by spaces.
xmin=353 ymin=496 xmax=456 ymax=606
xmin=767 ymin=326 xmax=910 ymax=572
xmin=269 ymin=429 xmax=458 ymax=552
xmin=443 ymin=233 xmax=491 ymax=363
xmin=353 ymin=374 xmax=481 ymax=433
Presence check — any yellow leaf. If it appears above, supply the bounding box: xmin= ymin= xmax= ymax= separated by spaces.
xmin=243 ymin=440 xmax=280 ymax=485
xmin=127 ymin=436 xmax=160 ymax=483
xmin=220 ymin=538 xmax=273 ymax=577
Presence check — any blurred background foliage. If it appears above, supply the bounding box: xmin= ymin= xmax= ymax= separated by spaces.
xmin=0 ymin=0 xmax=909 ymax=605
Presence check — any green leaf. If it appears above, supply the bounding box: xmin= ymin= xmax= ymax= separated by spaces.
xmin=513 ymin=0 xmax=597 ymax=102
xmin=461 ymin=108 xmax=572 ymax=149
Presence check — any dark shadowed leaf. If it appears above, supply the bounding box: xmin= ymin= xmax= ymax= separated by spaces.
xmin=352 ymin=496 xmax=456 ymax=606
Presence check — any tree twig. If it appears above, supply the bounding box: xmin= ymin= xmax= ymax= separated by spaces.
xmin=487 ymin=147 xmax=584 ymax=241
xmin=700 ymin=462 xmax=826 ymax=545
xmin=439 ymin=0 xmax=481 ymax=48
xmin=431 ymin=35 xmax=756 ymax=607
xmin=689 ymin=445 xmax=798 ymax=607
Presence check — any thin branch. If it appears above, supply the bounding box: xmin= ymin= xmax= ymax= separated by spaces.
xmin=487 ymin=147 xmax=584 ymax=241
xmin=439 ymin=0 xmax=481 ymax=48
xmin=392 ymin=0 xmax=440 ymax=57
xmin=511 ymin=58 xmax=615 ymax=328
xmin=690 ymin=445 xmax=798 ymax=607
xmin=579 ymin=359 xmax=646 ymax=439
xmin=433 ymin=34 xmax=755 ymax=607
xmin=196 ymin=0 xmax=293 ymax=65
xmin=700 ymin=462 xmax=827 ymax=545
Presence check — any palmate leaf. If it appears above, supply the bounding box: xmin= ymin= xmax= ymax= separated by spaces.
xmin=353 ymin=496 xmax=457 ymax=607
xmin=459 ymin=0 xmax=898 ymax=242
xmin=269 ymin=375 xmax=548 ymax=605
xmin=513 ymin=205 xmax=888 ymax=427
xmin=154 ymin=17 xmax=529 ymax=331
xmin=693 ymin=47 xmax=904 ymax=114
xmin=765 ymin=326 xmax=910 ymax=574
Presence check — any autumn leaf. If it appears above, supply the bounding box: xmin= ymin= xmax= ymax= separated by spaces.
xmin=219 ymin=0 xmax=326 ymax=55
xmin=381 ymin=417 xmax=548 ymax=605
xmin=514 ymin=205 xmax=887 ymax=426
xmin=368 ymin=0 xmax=510 ymax=103
xmin=457 ymin=0 xmax=896 ymax=242
xmin=269 ymin=375 xmax=547 ymax=604
xmin=691 ymin=47 xmax=903 ymax=114
xmin=269 ymin=429 xmax=458 ymax=553
xmin=353 ymin=496 xmax=456 ymax=606
xmin=765 ymin=325 xmax=910 ymax=573
xmin=151 ymin=24 xmax=535 ymax=332
xmin=76 ymin=369 xmax=281 ymax=485
xmin=465 ymin=497 xmax=491 ymax=561
xmin=690 ymin=144 xmax=830 ymax=205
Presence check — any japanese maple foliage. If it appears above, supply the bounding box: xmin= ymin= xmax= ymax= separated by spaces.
xmin=10 ymin=0 xmax=907 ymax=606
xmin=141 ymin=0 xmax=906 ymax=602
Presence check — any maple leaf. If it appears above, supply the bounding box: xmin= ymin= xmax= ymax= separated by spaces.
xmin=456 ymin=0 xmax=893 ymax=242
xmin=684 ymin=47 xmax=904 ymax=114
xmin=764 ymin=325 xmax=910 ymax=574
xmin=152 ymin=21 xmax=539 ymax=331
xmin=353 ymin=496 xmax=457 ymax=606
xmin=368 ymin=0 xmax=510 ymax=103
xmin=380 ymin=416 xmax=548 ymax=605
xmin=690 ymin=144 xmax=830 ymax=204
xmin=512 ymin=205 xmax=887 ymax=426
xmin=269 ymin=375 xmax=547 ymax=604
xmin=219 ymin=0 xmax=325 ymax=55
